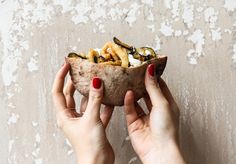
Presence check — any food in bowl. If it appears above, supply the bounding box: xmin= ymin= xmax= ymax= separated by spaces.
xmin=66 ymin=37 xmax=167 ymax=106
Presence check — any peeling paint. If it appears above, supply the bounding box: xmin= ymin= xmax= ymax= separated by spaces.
xmin=34 ymin=158 xmax=43 ymax=164
xmin=8 ymin=102 xmax=16 ymax=108
xmin=147 ymin=24 xmax=155 ymax=32
xmin=128 ymin=156 xmax=138 ymax=164
xmin=224 ymin=0 xmax=236 ymax=12
xmin=175 ymin=30 xmax=182 ymax=37
xmin=125 ymin=136 xmax=130 ymax=141
xmin=65 ymin=138 xmax=72 ymax=147
xmin=164 ymin=0 xmax=171 ymax=9
xmin=204 ymin=7 xmax=218 ymax=29
xmin=232 ymin=43 xmax=236 ymax=65
xmin=154 ymin=35 xmax=161 ymax=51
xmin=160 ymin=22 xmax=173 ymax=36
xmin=32 ymin=121 xmax=39 ymax=127
xmin=187 ymin=29 xmax=205 ymax=64
xmin=171 ymin=0 xmax=180 ymax=19
xmin=141 ymin=0 xmax=154 ymax=7
xmin=224 ymin=28 xmax=232 ymax=34
xmin=32 ymin=148 xmax=40 ymax=157
xmin=1 ymin=1 xmax=236 ymax=164
xmin=7 ymin=113 xmax=19 ymax=125
xmin=196 ymin=6 xmax=204 ymax=12
xmin=125 ymin=3 xmax=140 ymax=26
xmin=8 ymin=139 xmax=14 ymax=153
xmin=183 ymin=30 xmax=189 ymax=36
xmin=211 ymin=28 xmax=222 ymax=41
xmin=67 ymin=149 xmax=73 ymax=155
xmin=52 ymin=0 xmax=73 ymax=13
xmin=182 ymin=3 xmax=194 ymax=28
xmin=35 ymin=133 xmax=41 ymax=143
xmin=27 ymin=57 xmax=38 ymax=72
xmin=2 ymin=57 xmax=18 ymax=86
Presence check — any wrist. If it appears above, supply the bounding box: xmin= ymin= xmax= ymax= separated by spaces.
xmin=141 ymin=140 xmax=185 ymax=164
xmin=76 ymin=150 xmax=114 ymax=164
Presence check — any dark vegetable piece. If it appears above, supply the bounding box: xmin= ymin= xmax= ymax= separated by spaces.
xmin=132 ymin=52 xmax=141 ymax=60
xmin=138 ymin=47 xmax=156 ymax=58
xmin=68 ymin=52 xmax=79 ymax=58
xmin=113 ymin=37 xmax=157 ymax=62
xmin=94 ymin=56 xmax=98 ymax=63
xmin=68 ymin=52 xmax=87 ymax=59
xmin=113 ymin=37 xmax=136 ymax=54
xmin=97 ymin=56 xmax=107 ymax=63
xmin=68 ymin=37 xmax=158 ymax=67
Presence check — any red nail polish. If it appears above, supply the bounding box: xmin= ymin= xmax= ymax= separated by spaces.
xmin=92 ymin=77 xmax=101 ymax=89
xmin=148 ymin=64 xmax=155 ymax=76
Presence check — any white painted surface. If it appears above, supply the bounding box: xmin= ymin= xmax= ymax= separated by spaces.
xmin=0 ymin=0 xmax=236 ymax=164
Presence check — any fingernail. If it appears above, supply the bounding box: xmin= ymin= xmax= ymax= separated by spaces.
xmin=92 ymin=77 xmax=102 ymax=89
xmin=148 ymin=64 xmax=155 ymax=76
xmin=61 ymin=62 xmax=65 ymax=67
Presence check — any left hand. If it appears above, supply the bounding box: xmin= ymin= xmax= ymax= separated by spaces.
xmin=123 ymin=64 xmax=184 ymax=164
xmin=52 ymin=62 xmax=115 ymax=164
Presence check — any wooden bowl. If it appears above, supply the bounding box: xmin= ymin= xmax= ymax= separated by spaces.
xmin=66 ymin=56 xmax=167 ymax=106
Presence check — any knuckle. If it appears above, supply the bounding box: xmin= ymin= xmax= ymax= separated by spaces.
xmin=128 ymin=120 xmax=142 ymax=133
xmin=161 ymin=99 xmax=170 ymax=108
xmin=64 ymin=88 xmax=74 ymax=97
xmin=63 ymin=89 xmax=70 ymax=96
xmin=51 ymin=88 xmax=57 ymax=95
xmin=56 ymin=117 xmax=64 ymax=129
xmin=147 ymin=78 xmax=157 ymax=86
xmin=89 ymin=92 xmax=103 ymax=101
xmin=52 ymin=88 xmax=61 ymax=96
xmin=56 ymin=119 xmax=63 ymax=129
xmin=56 ymin=111 xmax=67 ymax=129
xmin=146 ymin=82 xmax=159 ymax=92
xmin=124 ymin=104 xmax=135 ymax=115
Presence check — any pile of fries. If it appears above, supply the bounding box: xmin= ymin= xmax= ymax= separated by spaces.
xmin=68 ymin=37 xmax=158 ymax=68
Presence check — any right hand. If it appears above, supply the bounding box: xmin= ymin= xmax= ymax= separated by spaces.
xmin=52 ymin=62 xmax=115 ymax=164
xmin=124 ymin=64 xmax=185 ymax=164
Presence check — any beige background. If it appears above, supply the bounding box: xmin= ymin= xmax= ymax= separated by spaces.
xmin=1 ymin=0 xmax=236 ymax=164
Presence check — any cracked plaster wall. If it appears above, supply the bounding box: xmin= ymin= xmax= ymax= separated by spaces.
xmin=0 ymin=0 xmax=236 ymax=164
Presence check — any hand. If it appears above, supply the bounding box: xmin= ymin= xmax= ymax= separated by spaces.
xmin=52 ymin=62 xmax=115 ymax=164
xmin=124 ymin=64 xmax=185 ymax=164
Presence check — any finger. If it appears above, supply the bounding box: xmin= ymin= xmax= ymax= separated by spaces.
xmin=124 ymin=90 xmax=139 ymax=126
xmin=143 ymin=94 xmax=152 ymax=112
xmin=52 ymin=62 xmax=70 ymax=113
xmin=158 ymin=78 xmax=176 ymax=106
xmin=159 ymin=79 xmax=179 ymax=116
xmin=80 ymin=96 xmax=88 ymax=113
xmin=84 ymin=77 xmax=103 ymax=121
xmin=134 ymin=102 xmax=146 ymax=117
xmin=145 ymin=64 xmax=169 ymax=108
xmin=100 ymin=105 xmax=114 ymax=128
xmin=63 ymin=79 xmax=76 ymax=109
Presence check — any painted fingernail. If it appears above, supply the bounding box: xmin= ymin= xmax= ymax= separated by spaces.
xmin=92 ymin=77 xmax=102 ymax=89
xmin=148 ymin=64 xmax=155 ymax=76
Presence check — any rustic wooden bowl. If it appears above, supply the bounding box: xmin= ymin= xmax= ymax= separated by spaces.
xmin=66 ymin=56 xmax=167 ymax=106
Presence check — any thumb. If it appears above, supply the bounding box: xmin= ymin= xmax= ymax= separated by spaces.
xmin=84 ymin=77 xmax=103 ymax=121
xmin=145 ymin=64 xmax=168 ymax=108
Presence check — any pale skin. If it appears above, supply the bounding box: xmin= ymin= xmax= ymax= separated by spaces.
xmin=52 ymin=62 xmax=185 ymax=164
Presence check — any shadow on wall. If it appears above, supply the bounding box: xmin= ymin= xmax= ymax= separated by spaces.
xmin=179 ymin=90 xmax=224 ymax=164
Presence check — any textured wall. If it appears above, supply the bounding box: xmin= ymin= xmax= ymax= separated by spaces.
xmin=0 ymin=0 xmax=236 ymax=164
